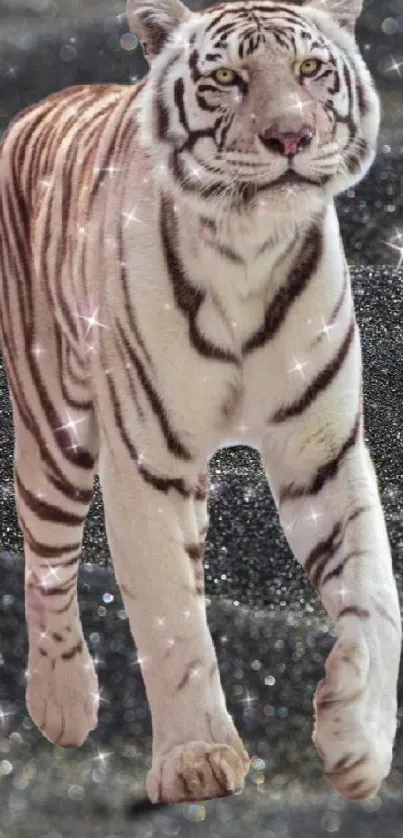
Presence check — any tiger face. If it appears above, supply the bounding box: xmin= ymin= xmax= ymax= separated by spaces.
xmin=130 ymin=0 xmax=380 ymax=217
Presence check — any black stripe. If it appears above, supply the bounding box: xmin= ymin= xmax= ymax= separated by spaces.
xmin=185 ymin=544 xmax=203 ymax=562
xmin=36 ymin=577 xmax=77 ymax=598
xmin=115 ymin=333 xmax=147 ymax=421
xmin=305 ymin=506 xmax=369 ymax=587
xmin=47 ymin=471 xmax=94 ymax=505
xmin=15 ymin=470 xmax=84 ymax=526
xmin=279 ymin=408 xmax=361 ymax=504
xmin=175 ymin=659 xmax=203 ymax=692
xmin=243 ymin=219 xmax=323 ymax=355
xmin=337 ymin=606 xmax=370 ymax=620
xmin=50 ymin=592 xmax=76 ymax=614
xmin=107 ymin=375 xmax=192 ymax=497
xmin=160 ymin=193 xmax=240 ymax=364
xmin=116 ymin=319 xmax=193 ymax=461
xmin=321 ymin=549 xmax=369 ymax=587
xmin=61 ymin=639 xmax=83 ymax=660
xmin=137 ymin=462 xmax=192 ymax=497
xmin=19 ymin=511 xmax=81 ymax=561
xmin=271 ymin=317 xmax=355 ymax=423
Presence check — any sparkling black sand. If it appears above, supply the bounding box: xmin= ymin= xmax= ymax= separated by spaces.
xmin=1 ymin=1 xmax=403 ymax=835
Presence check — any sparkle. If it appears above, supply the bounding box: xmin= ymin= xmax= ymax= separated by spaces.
xmin=137 ymin=451 xmax=147 ymax=468
xmin=288 ymin=356 xmax=309 ymax=379
xmin=286 ymin=92 xmax=314 ymax=117
xmin=304 ymin=505 xmax=324 ymax=526
xmin=155 ymin=616 xmax=166 ymax=629
xmin=92 ymin=749 xmax=113 ymax=765
xmin=188 ymin=161 xmax=203 ymax=181
xmin=0 ymin=705 xmax=15 ymax=727
xmin=385 ymin=55 xmax=403 ymax=78
xmin=122 ymin=207 xmax=143 ymax=229
xmin=390 ymin=227 xmax=403 ymax=244
xmin=76 ymin=306 xmax=110 ymax=336
xmin=336 ymin=582 xmax=352 ymax=603
xmin=314 ymin=316 xmax=338 ymax=341
xmin=31 ymin=343 xmax=46 ymax=357
xmin=130 ymin=653 xmax=150 ymax=668
xmin=25 ymin=665 xmax=40 ymax=681
xmin=55 ymin=409 xmax=88 ymax=442
xmin=241 ymin=691 xmax=258 ymax=707
xmin=284 ymin=183 xmax=299 ymax=198
xmin=384 ymin=229 xmax=403 ymax=268
xmin=40 ymin=566 xmax=61 ymax=589
xmin=283 ymin=518 xmax=297 ymax=535
xmin=90 ymin=688 xmax=108 ymax=706
xmin=39 ymin=178 xmax=53 ymax=190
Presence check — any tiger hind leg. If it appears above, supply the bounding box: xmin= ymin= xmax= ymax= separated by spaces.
xmin=12 ymin=397 xmax=100 ymax=747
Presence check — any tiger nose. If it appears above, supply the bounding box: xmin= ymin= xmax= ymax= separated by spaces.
xmin=259 ymin=127 xmax=313 ymax=157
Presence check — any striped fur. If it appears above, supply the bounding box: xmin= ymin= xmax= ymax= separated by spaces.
xmin=0 ymin=0 xmax=400 ymax=805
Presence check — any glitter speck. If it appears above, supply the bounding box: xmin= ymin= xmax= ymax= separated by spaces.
xmin=186 ymin=803 xmax=206 ymax=822
xmin=120 ymin=32 xmax=139 ymax=52
xmin=382 ymin=17 xmax=399 ymax=35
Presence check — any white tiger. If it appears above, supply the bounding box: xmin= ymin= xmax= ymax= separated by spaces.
xmin=0 ymin=0 xmax=400 ymax=806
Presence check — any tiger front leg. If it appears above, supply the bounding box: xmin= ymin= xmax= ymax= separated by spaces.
xmin=99 ymin=448 xmax=249 ymax=805
xmin=262 ymin=342 xmax=401 ymax=800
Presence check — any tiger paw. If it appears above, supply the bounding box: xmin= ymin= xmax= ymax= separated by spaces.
xmin=146 ymin=740 xmax=250 ymax=805
xmin=26 ymin=635 xmax=99 ymax=747
xmin=313 ymin=635 xmax=398 ymax=800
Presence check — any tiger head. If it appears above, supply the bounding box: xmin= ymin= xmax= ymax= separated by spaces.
xmin=128 ymin=0 xmax=380 ymax=219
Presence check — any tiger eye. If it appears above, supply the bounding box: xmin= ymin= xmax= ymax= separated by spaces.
xmin=212 ymin=68 xmax=237 ymax=85
xmin=299 ymin=58 xmax=322 ymax=77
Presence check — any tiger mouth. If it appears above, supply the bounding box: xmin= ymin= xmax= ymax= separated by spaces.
xmin=272 ymin=170 xmax=317 ymax=187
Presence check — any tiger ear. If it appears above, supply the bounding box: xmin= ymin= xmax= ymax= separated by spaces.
xmin=302 ymin=0 xmax=363 ymax=33
xmin=127 ymin=0 xmax=192 ymax=61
